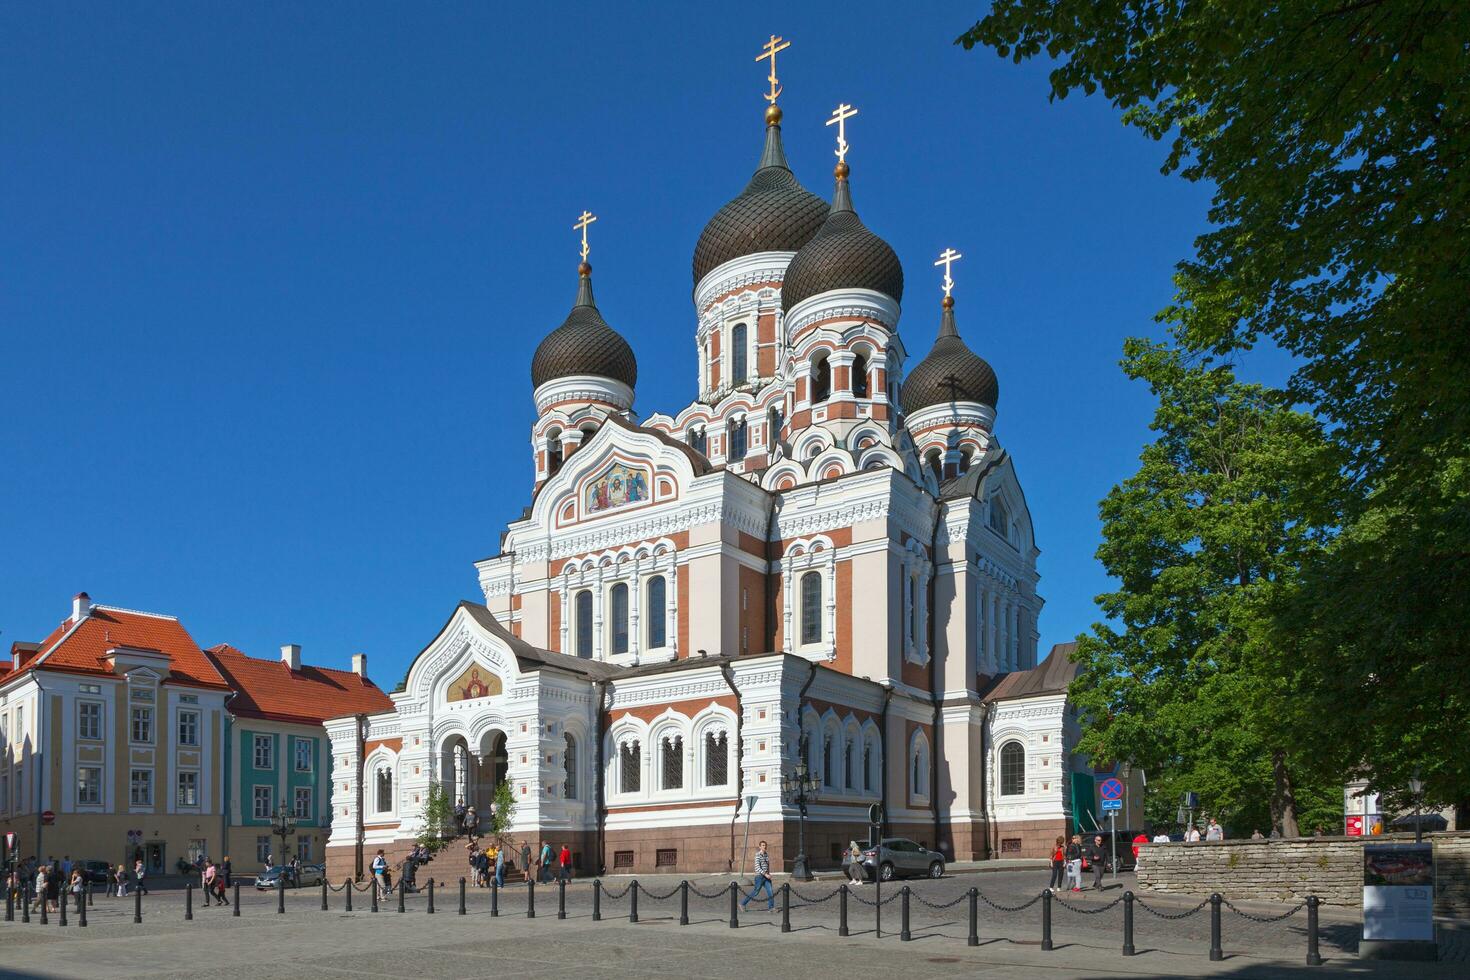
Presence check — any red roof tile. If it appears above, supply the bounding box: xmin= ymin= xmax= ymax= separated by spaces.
xmin=204 ymin=644 xmax=394 ymax=724
xmin=19 ymin=606 xmax=229 ymax=690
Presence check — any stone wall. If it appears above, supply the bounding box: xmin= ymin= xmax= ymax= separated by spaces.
xmin=1136 ymin=832 xmax=1470 ymax=916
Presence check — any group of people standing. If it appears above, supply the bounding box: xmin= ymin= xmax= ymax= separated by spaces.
xmin=9 ymin=857 xmax=86 ymax=913
xmin=1048 ymin=834 xmax=1110 ymax=893
xmin=197 ymin=856 xmax=232 ymax=906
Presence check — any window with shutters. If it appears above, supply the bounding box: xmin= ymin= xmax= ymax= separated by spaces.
xmin=661 ymin=734 xmax=684 ymax=790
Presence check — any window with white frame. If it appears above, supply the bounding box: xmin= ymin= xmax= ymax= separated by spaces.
xmin=704 ymin=730 xmax=729 ymax=787
xmin=294 ymin=737 xmax=312 ymax=772
xmin=660 ymin=733 xmax=683 ymax=790
xmin=999 ymin=741 xmax=1025 ymax=796
xmin=574 ymin=590 xmax=593 ymax=658
xmin=822 ymin=733 xmax=834 ymax=788
xmin=609 ymin=582 xmax=630 ymax=655
xmin=799 ymin=571 xmax=822 ymax=645
xmin=78 ymin=701 xmax=102 ymax=741
xmin=852 ymin=351 xmax=870 ymax=397
xmin=253 ymin=785 xmax=273 ymax=819
xmin=563 ymin=734 xmax=578 ymax=800
xmin=178 ymin=709 xmax=199 ymax=747
xmin=130 ymin=768 xmax=153 ymax=806
xmin=844 ymin=738 xmax=855 ymax=790
xmin=293 ymin=786 xmax=312 ymax=819
xmin=728 ymin=416 xmax=747 ymax=461
xmin=865 ymin=735 xmax=879 ymax=792
xmin=256 ymin=836 xmax=271 ymax=864
xmin=0 ymin=772 xmax=8 ymax=811
xmin=646 ymin=576 xmax=667 ymax=648
xmin=130 ymin=706 xmax=153 ymax=744
xmin=253 ymin=734 xmax=273 ymax=769
xmin=177 ymin=771 xmax=199 ymax=807
xmin=731 ymin=322 xmax=748 ymax=384
xmin=989 ymin=496 xmax=1011 ymax=539
xmin=375 ymin=767 xmax=394 ymax=814
xmin=77 ymin=766 xmax=103 ymax=805
xmin=618 ymin=739 xmax=641 ymax=794
xmin=910 ymin=733 xmax=930 ymax=801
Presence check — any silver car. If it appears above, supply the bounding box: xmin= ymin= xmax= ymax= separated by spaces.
xmin=845 ymin=838 xmax=945 ymax=881
xmin=254 ymin=863 xmax=325 ymax=889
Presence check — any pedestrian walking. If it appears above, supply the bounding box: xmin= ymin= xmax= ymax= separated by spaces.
xmin=114 ymin=864 xmax=128 ymax=898
xmin=1065 ymin=835 xmax=1083 ymax=892
xmin=1088 ymin=835 xmax=1107 ymax=890
xmin=46 ymin=860 xmax=61 ymax=912
xmin=463 ymin=806 xmax=479 ymax=839
xmin=1048 ymin=836 xmax=1067 ymax=892
xmin=454 ymin=797 xmax=467 ymax=836
xmin=68 ymin=869 xmax=84 ymax=913
xmin=558 ymin=844 xmax=572 ymax=883
xmin=1131 ymin=831 xmax=1148 ymax=871
xmin=739 ymin=840 xmax=775 ymax=911
xmin=222 ymin=856 xmax=232 ymax=888
xmin=494 ymin=845 xmax=506 ymax=887
xmin=30 ymin=866 xmax=47 ymax=913
xmin=133 ymin=859 xmax=149 ymax=896
xmin=201 ymin=860 xmax=217 ymax=906
xmin=538 ymin=841 xmax=554 ymax=884
xmin=845 ymin=841 xmax=865 ymax=885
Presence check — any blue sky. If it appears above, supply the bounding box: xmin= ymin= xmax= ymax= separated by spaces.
xmin=0 ymin=2 xmax=1290 ymax=685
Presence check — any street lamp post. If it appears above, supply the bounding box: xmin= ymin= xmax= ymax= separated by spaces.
xmin=781 ymin=734 xmax=819 ymax=882
xmin=1407 ymin=772 xmax=1425 ymax=845
xmin=271 ymin=805 xmax=298 ymax=879
xmin=1116 ymin=761 xmax=1134 ymax=882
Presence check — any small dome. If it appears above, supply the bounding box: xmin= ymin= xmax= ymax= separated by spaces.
xmin=781 ymin=168 xmax=903 ymax=313
xmin=901 ymin=299 xmax=999 ymax=414
xmin=531 ymin=265 xmax=638 ymax=389
xmin=692 ymin=109 xmax=828 ymax=288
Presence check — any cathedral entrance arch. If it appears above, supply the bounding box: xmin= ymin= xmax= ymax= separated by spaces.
xmin=475 ymin=729 xmax=508 ymax=815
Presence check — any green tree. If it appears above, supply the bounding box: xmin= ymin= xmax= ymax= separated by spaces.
xmin=1069 ymin=340 xmax=1343 ymax=835
xmin=959 ymin=1 xmax=1470 ymax=808
xmin=490 ymin=781 xmax=516 ymax=837
xmin=416 ymin=781 xmax=454 ymax=853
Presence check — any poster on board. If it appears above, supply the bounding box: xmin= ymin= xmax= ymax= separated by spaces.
xmin=1362 ymin=842 xmax=1434 ymax=942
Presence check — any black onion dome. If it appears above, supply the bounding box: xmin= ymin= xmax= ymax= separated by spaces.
xmin=531 ymin=265 xmax=638 ymax=389
xmin=901 ymin=298 xmax=999 ymax=414
xmin=781 ymin=169 xmax=904 ymax=313
xmin=692 ymin=110 xmax=829 ymax=287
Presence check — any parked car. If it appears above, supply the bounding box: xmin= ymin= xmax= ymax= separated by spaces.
xmin=79 ymin=860 xmax=112 ymax=884
xmin=254 ymin=863 xmax=325 ymax=889
xmin=845 ymin=838 xmax=945 ymax=882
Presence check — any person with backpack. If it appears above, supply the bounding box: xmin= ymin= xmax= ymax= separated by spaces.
xmin=538 ymin=841 xmax=554 ymax=884
xmin=371 ymin=849 xmax=390 ymax=900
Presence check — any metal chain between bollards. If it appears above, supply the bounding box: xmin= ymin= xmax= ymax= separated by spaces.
xmin=790 ymin=886 xmax=843 ymax=904
xmin=1134 ymin=896 xmax=1209 ymax=920
xmin=847 ymin=889 xmax=901 ymax=907
xmin=1052 ymin=894 xmax=1124 ymax=914
xmin=910 ymin=890 xmax=970 ymax=911
xmin=689 ymin=881 xmax=732 ymax=899
xmin=974 ymin=889 xmax=1044 ymax=913
xmin=600 ymin=882 xmax=634 ymax=900
xmin=1222 ymin=898 xmax=1306 ymax=922
xmin=639 ymin=884 xmax=682 ymax=900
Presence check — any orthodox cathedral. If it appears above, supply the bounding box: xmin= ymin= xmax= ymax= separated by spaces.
xmin=324 ymin=46 xmax=1088 ymax=878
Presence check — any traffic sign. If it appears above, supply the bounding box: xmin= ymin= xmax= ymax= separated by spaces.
xmin=1100 ymin=778 xmax=1124 ymax=801
xmin=1101 ymin=798 xmax=1123 ymax=811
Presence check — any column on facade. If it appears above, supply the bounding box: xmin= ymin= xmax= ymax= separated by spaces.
xmin=988 ymin=589 xmax=1000 ymax=674
xmin=1008 ymin=598 xmax=1021 ymax=672
xmin=593 ymin=566 xmax=605 ymax=660
xmin=629 ymin=556 xmax=641 ymax=663
xmin=666 ymin=556 xmax=678 ymax=655
xmin=561 ymin=429 xmax=584 ymax=461
xmin=824 ymin=547 xmax=838 ymax=659
xmin=559 ymin=584 xmax=571 ymax=654
xmin=781 ymin=554 xmax=794 ymax=652
xmin=917 ymin=563 xmax=931 ymax=663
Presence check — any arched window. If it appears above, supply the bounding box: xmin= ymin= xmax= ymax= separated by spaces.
xmin=610 ymin=583 xmax=629 ymax=654
xmin=688 ymin=428 xmax=707 ymax=455
xmin=863 ymin=740 xmax=875 ymax=792
xmin=646 ymin=576 xmax=667 ymax=648
xmin=822 ymin=734 xmax=834 ymax=787
xmin=546 ymin=429 xmax=563 ymax=475
xmin=999 ymin=741 xmax=1025 ymax=796
xmin=661 ymin=733 xmax=684 ymax=790
xmin=574 ymin=590 xmax=593 ymax=658
xmin=731 ymin=323 xmax=748 ymax=384
xmin=852 ymin=352 xmax=869 ymax=398
xmin=704 ymin=730 xmax=729 ymax=786
xmin=911 ymin=735 xmax=930 ymax=800
xmin=619 ymin=740 xmax=641 ymax=794
xmin=844 ymin=739 xmax=855 ymax=790
xmin=563 ymin=734 xmax=578 ymax=800
xmin=989 ymin=496 xmax=1010 ymax=537
xmin=375 ymin=767 xmax=393 ymax=814
xmin=799 ymin=571 xmax=822 ymax=646
xmin=729 ymin=417 xmax=747 ymax=462
xmin=768 ymin=405 xmax=783 ymax=447
xmin=811 ymin=355 xmax=831 ymax=403
xmin=926 ymin=449 xmax=943 ymax=482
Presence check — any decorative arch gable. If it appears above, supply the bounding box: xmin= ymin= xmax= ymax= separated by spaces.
xmin=528 ymin=419 xmax=704 ymax=532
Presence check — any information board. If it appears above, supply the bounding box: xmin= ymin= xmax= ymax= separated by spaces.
xmin=1362 ymin=842 xmax=1435 ymax=942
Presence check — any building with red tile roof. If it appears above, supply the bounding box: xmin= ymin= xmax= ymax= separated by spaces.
xmin=204 ymin=643 xmax=393 ymax=726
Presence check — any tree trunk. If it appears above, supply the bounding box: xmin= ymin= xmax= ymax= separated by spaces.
xmin=1271 ymin=750 xmax=1300 ymax=837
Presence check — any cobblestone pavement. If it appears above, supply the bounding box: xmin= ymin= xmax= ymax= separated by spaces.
xmin=0 ymin=871 xmax=1462 ymax=979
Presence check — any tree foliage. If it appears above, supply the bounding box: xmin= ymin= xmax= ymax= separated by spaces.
xmin=490 ymin=780 xmax=516 ymax=837
xmin=960 ymin=1 xmax=1470 ymax=808
xmin=416 ymin=781 xmax=454 ymax=853
xmin=1071 ymin=341 xmax=1343 ymax=835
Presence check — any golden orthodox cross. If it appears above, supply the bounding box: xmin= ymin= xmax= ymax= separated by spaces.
xmin=934 ymin=247 xmax=962 ymax=297
xmin=756 ymin=34 xmax=790 ymax=104
xmin=826 ymin=103 xmax=858 ymax=163
xmin=574 ymin=210 xmax=597 ymax=262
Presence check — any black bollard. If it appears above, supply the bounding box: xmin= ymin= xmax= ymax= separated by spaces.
xmin=59 ymin=885 xmax=67 ymax=927
xmin=345 ymin=880 xmax=353 ymax=912
xmin=781 ymin=882 xmax=791 ymax=934
xmin=728 ymin=880 xmax=738 ymax=929
xmin=629 ymin=880 xmax=638 ymax=923
xmin=838 ymin=884 xmax=849 ymax=937
xmin=1209 ymin=893 xmax=1223 ymax=961
xmin=89 ymin=879 xmax=95 ymax=907
xmin=1306 ymin=895 xmax=1323 ymax=967
xmin=40 ymin=888 xmax=48 ymax=925
xmin=558 ymin=878 xmax=566 ymax=920
xmin=678 ymin=880 xmax=688 ymax=925
xmin=78 ymin=889 xmax=87 ymax=928
xmin=277 ymin=874 xmax=285 ymax=914
xmin=371 ymin=879 xmax=379 ymax=913
xmin=1122 ymin=890 xmax=1136 ymax=956
xmin=1040 ymin=889 xmax=1053 ymax=951
xmin=133 ymin=882 xmax=141 ymax=924
xmin=490 ymin=877 xmax=499 ymax=917
xmin=321 ymin=878 xmax=328 ymax=911
xmin=968 ymin=887 xmax=979 ymax=947
xmin=527 ymin=877 xmax=536 ymax=919
xmin=458 ymin=877 xmax=466 ymax=915
xmin=233 ymin=881 xmax=240 ymax=916
xmin=593 ymin=879 xmax=601 ymax=921
xmin=899 ymin=886 xmax=911 ymax=941
xmin=427 ymin=878 xmax=435 ymax=914
xmin=397 ymin=877 xmax=405 ymax=913
xmin=184 ymin=882 xmax=192 ymax=921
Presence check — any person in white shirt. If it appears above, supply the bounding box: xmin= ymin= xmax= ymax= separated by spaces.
xmin=1185 ymin=826 xmax=1202 ymax=842
xmin=1152 ymin=832 xmax=1171 ymax=843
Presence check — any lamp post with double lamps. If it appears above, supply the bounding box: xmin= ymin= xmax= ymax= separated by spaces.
xmin=271 ymin=805 xmax=298 ymax=882
xmin=782 ymin=734 xmax=819 ymax=882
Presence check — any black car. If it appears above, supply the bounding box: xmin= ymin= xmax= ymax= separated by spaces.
xmin=79 ymin=860 xmax=112 ymax=884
